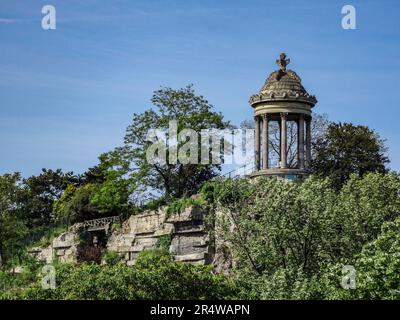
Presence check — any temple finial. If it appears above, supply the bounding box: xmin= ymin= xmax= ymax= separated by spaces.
xmin=276 ymin=53 xmax=290 ymax=71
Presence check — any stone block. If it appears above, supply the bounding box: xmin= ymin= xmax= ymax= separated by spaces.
xmin=166 ymin=205 xmax=204 ymax=223
xmin=53 ymin=232 xmax=77 ymax=248
xmin=29 ymin=245 xmax=53 ymax=264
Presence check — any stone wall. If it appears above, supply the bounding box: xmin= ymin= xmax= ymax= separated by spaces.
xmin=29 ymin=205 xmax=214 ymax=266
xmin=168 ymin=205 xmax=214 ymax=265
xmin=107 ymin=207 xmax=173 ymax=265
xmin=108 ymin=205 xmax=213 ymax=265
xmin=29 ymin=231 xmax=79 ymax=264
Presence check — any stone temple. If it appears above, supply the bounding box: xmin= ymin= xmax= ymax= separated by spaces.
xmin=250 ymin=53 xmax=317 ymax=179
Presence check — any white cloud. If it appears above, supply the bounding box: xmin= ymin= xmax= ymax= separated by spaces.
xmin=0 ymin=18 xmax=18 ymax=24
xmin=0 ymin=18 xmax=19 ymax=24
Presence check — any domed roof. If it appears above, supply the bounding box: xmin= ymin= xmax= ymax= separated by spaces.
xmin=260 ymin=69 xmax=307 ymax=96
xmin=250 ymin=53 xmax=317 ymax=106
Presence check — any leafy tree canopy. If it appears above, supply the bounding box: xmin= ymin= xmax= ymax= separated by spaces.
xmin=21 ymin=169 xmax=80 ymax=228
xmin=202 ymin=172 xmax=400 ymax=299
xmin=311 ymin=122 xmax=389 ymax=189
xmin=0 ymin=173 xmax=28 ymax=267
xmin=105 ymin=85 xmax=231 ymax=202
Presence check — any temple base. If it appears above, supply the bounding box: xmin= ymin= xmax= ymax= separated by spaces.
xmin=250 ymin=168 xmax=309 ymax=180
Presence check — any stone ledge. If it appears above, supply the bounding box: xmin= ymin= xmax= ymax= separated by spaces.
xmin=174 ymin=252 xmax=207 ymax=262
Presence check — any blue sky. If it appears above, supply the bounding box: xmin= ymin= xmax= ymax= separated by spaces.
xmin=0 ymin=0 xmax=399 ymax=176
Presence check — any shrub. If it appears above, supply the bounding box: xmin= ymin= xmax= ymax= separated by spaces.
xmin=205 ymin=173 xmax=400 ymax=299
xmin=156 ymin=234 xmax=172 ymax=252
xmin=166 ymin=196 xmax=205 ymax=218
xmin=6 ymin=249 xmax=238 ymax=300
xmin=102 ymin=251 xmax=124 ymax=266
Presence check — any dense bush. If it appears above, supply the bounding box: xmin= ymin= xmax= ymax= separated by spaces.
xmin=2 ymin=250 xmax=237 ymax=300
xmin=315 ymin=216 xmax=400 ymax=300
xmin=203 ymin=172 xmax=400 ymax=299
xmin=166 ymin=196 xmax=206 ymax=218
xmin=0 ymin=256 xmax=44 ymax=299
xmin=102 ymin=250 xmax=124 ymax=266
xmin=2 ymin=172 xmax=400 ymax=300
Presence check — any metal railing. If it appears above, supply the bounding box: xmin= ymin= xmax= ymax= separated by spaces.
xmin=74 ymin=216 xmax=120 ymax=231
xmin=216 ymin=161 xmax=255 ymax=180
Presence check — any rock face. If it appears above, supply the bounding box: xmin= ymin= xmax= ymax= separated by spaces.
xmin=29 ymin=231 xmax=79 ymax=264
xmin=53 ymin=232 xmax=79 ymax=263
xmin=167 ymin=205 xmax=214 ymax=265
xmin=107 ymin=207 xmax=173 ymax=265
xmin=30 ymin=205 xmax=214 ymax=266
xmin=29 ymin=245 xmax=53 ymax=264
xmin=108 ymin=205 xmax=213 ymax=265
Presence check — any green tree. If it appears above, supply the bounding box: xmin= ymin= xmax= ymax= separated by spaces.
xmin=204 ymin=176 xmax=337 ymax=276
xmin=108 ymin=85 xmax=231 ymax=201
xmin=311 ymin=122 xmax=389 ymax=189
xmin=0 ymin=173 xmax=28 ymax=267
xmin=21 ymin=169 xmax=79 ymax=228
xmin=53 ymin=184 xmax=100 ymax=224
xmin=89 ymin=153 xmax=133 ymax=218
xmin=330 ymin=172 xmax=400 ymax=261
xmin=203 ymin=172 xmax=400 ymax=299
xmin=80 ymin=165 xmax=107 ymax=185
xmin=52 ymin=153 xmax=134 ymax=224
xmin=354 ymin=216 xmax=400 ymax=299
xmin=317 ymin=216 xmax=400 ymax=300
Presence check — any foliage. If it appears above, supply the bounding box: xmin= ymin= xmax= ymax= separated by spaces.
xmin=330 ymin=172 xmax=400 ymax=261
xmin=1 ymin=171 xmax=400 ymax=300
xmin=80 ymin=165 xmax=107 ymax=185
xmin=21 ymin=169 xmax=80 ymax=228
xmin=208 ymin=176 xmax=337 ymax=276
xmin=0 ymin=173 xmax=28 ymax=267
xmin=234 ymin=268 xmax=322 ymax=300
xmin=52 ymin=181 xmax=129 ymax=224
xmin=156 ymin=234 xmax=173 ymax=252
xmin=105 ymin=85 xmax=231 ymax=202
xmin=204 ymin=172 xmax=400 ymax=299
xmin=53 ymin=184 xmax=100 ymax=224
xmin=309 ymin=216 xmax=400 ymax=300
xmin=0 ymin=169 xmax=79 ymax=262
xmin=102 ymin=250 xmax=124 ymax=266
xmin=0 ymin=255 xmax=44 ymax=299
xmin=90 ymin=153 xmax=133 ymax=219
xmin=31 ymin=225 xmax=68 ymax=249
xmin=52 ymin=154 xmax=134 ymax=224
xmin=166 ymin=196 xmax=206 ymax=218
xmin=4 ymin=250 xmax=238 ymax=300
xmin=311 ymin=122 xmax=389 ymax=189
xmin=142 ymin=197 xmax=167 ymax=211
xmin=0 ymin=86 xmax=398 ymax=300
xmin=90 ymin=177 xmax=130 ymax=216
xmin=353 ymin=217 xmax=400 ymax=299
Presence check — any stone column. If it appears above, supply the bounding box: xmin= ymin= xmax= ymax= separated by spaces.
xmin=305 ymin=117 xmax=312 ymax=168
xmin=298 ymin=114 xmax=305 ymax=170
xmin=280 ymin=113 xmax=287 ymax=169
xmin=262 ymin=114 xmax=269 ymax=170
xmin=255 ymin=115 xmax=260 ymax=170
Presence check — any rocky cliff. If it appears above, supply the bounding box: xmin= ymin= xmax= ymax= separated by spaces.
xmin=29 ymin=205 xmax=214 ymax=266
